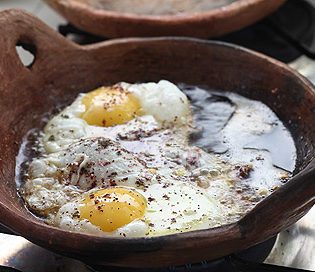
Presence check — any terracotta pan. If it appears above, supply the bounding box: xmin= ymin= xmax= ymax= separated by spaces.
xmin=0 ymin=9 xmax=314 ymax=268
xmin=45 ymin=0 xmax=286 ymax=38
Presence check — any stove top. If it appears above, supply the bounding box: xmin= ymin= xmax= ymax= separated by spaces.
xmin=0 ymin=0 xmax=314 ymax=271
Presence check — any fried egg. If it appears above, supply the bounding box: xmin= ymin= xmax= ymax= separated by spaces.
xmin=20 ymin=80 xmax=295 ymax=237
xmin=43 ymin=80 xmax=189 ymax=154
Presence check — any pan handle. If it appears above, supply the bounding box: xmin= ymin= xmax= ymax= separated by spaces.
xmin=239 ymin=157 xmax=315 ymax=241
xmin=0 ymin=9 xmax=79 ymax=80
xmin=0 ymin=9 xmax=78 ymax=235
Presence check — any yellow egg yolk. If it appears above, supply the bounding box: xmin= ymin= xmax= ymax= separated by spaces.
xmin=79 ymin=188 xmax=146 ymax=232
xmin=81 ymin=86 xmax=141 ymax=127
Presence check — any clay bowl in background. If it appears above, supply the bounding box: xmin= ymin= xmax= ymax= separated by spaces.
xmin=0 ymin=9 xmax=314 ymax=268
xmin=44 ymin=0 xmax=286 ymax=38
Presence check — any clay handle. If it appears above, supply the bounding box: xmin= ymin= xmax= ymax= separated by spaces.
xmin=239 ymin=158 xmax=315 ymax=241
xmin=0 ymin=9 xmax=78 ymax=80
xmin=0 ymin=9 xmax=79 ymax=235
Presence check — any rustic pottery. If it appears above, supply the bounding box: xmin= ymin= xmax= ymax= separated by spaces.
xmin=45 ymin=0 xmax=286 ymax=38
xmin=0 ymin=9 xmax=314 ymax=268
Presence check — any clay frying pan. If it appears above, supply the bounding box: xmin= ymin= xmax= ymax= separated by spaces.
xmin=0 ymin=9 xmax=314 ymax=268
xmin=44 ymin=0 xmax=286 ymax=38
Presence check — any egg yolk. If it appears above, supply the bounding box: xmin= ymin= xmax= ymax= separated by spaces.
xmin=79 ymin=188 xmax=146 ymax=232
xmin=81 ymin=86 xmax=141 ymax=127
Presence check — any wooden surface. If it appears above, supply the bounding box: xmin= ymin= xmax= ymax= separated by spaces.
xmin=45 ymin=0 xmax=286 ymax=38
xmin=0 ymin=9 xmax=314 ymax=268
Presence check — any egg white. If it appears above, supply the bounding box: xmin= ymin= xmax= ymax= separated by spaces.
xmin=55 ymin=201 xmax=149 ymax=237
xmin=43 ymin=80 xmax=189 ymax=154
xmin=121 ymin=80 xmax=189 ymax=125
xmin=22 ymin=80 xmax=262 ymax=237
